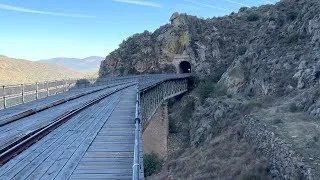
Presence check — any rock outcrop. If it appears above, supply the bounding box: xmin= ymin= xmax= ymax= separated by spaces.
xmin=99 ymin=0 xmax=320 ymax=179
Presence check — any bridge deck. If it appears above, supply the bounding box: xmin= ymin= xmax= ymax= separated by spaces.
xmin=0 ymin=85 xmax=143 ymax=180
xmin=0 ymin=82 xmax=130 ymax=125
xmin=70 ymin=86 xmax=143 ymax=179
xmin=0 ymin=83 xmax=132 ymax=150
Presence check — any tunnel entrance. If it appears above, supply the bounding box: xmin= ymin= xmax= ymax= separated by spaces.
xmin=179 ymin=61 xmax=191 ymax=73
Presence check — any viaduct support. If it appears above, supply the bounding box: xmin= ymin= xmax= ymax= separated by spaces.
xmin=142 ymin=103 xmax=168 ymax=159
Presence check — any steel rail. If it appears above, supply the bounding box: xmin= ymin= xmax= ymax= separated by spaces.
xmin=132 ymin=88 xmax=141 ymax=180
xmin=0 ymin=82 xmax=137 ymax=166
xmin=0 ymin=81 xmax=136 ymax=127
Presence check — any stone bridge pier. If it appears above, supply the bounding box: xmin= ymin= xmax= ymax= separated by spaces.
xmin=138 ymin=76 xmax=190 ymax=159
xmin=143 ymin=103 xmax=168 ymax=158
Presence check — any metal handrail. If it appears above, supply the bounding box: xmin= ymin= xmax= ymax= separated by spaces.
xmin=0 ymin=76 xmax=138 ymax=109
xmin=132 ymin=88 xmax=141 ymax=180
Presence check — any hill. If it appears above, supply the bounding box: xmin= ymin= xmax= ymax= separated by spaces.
xmin=39 ymin=56 xmax=104 ymax=73
xmin=99 ymin=0 xmax=320 ymax=179
xmin=0 ymin=55 xmax=85 ymax=85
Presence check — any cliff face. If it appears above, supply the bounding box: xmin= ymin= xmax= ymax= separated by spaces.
xmin=99 ymin=0 xmax=320 ymax=179
xmin=100 ymin=0 xmax=320 ymax=96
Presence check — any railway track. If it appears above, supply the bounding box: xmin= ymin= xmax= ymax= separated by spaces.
xmin=0 ymin=82 xmax=136 ymax=166
xmin=0 ymin=80 xmax=136 ymax=127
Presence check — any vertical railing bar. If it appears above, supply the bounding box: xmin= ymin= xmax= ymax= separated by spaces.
xmin=133 ymin=88 xmax=141 ymax=180
xmin=3 ymin=85 xmax=6 ymax=109
xmin=36 ymin=82 xmax=39 ymax=100
xmin=46 ymin=81 xmax=49 ymax=97
xmin=21 ymin=84 xmax=24 ymax=104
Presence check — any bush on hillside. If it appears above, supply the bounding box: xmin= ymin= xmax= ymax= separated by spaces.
xmin=287 ymin=11 xmax=298 ymax=21
xmin=247 ymin=13 xmax=260 ymax=21
xmin=287 ymin=31 xmax=300 ymax=43
xmin=181 ymin=100 xmax=195 ymax=121
xmin=237 ymin=45 xmax=247 ymax=56
xmin=169 ymin=119 xmax=178 ymax=133
xmin=239 ymin=7 xmax=248 ymax=13
xmin=196 ymin=78 xmax=215 ymax=103
xmin=289 ymin=102 xmax=302 ymax=112
xmin=144 ymin=152 xmax=163 ymax=177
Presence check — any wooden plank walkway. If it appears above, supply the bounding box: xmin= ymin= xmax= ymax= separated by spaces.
xmin=0 ymin=83 xmax=131 ymax=150
xmin=69 ymin=85 xmax=144 ymax=180
xmin=0 ymin=85 xmax=143 ymax=180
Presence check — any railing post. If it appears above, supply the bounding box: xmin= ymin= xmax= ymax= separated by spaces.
xmin=132 ymin=89 xmax=140 ymax=180
xmin=64 ymin=80 xmax=67 ymax=92
xmin=36 ymin=82 xmax=39 ymax=100
xmin=21 ymin=84 xmax=24 ymax=104
xmin=46 ymin=81 xmax=49 ymax=97
xmin=3 ymin=85 xmax=6 ymax=109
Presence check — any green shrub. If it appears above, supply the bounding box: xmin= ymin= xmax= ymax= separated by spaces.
xmin=287 ymin=32 xmax=300 ymax=43
xmin=273 ymin=118 xmax=283 ymax=125
xmin=169 ymin=119 xmax=178 ymax=133
xmin=76 ymin=79 xmax=90 ymax=87
xmin=313 ymin=135 xmax=319 ymax=142
xmin=196 ymin=80 xmax=215 ymax=103
xmin=247 ymin=13 xmax=259 ymax=21
xmin=144 ymin=153 xmax=163 ymax=177
xmin=237 ymin=45 xmax=247 ymax=56
xmin=244 ymin=100 xmax=263 ymax=112
xmin=239 ymin=7 xmax=248 ymax=13
xmin=116 ymin=67 xmax=126 ymax=74
xmin=215 ymin=84 xmax=228 ymax=97
xmin=181 ymin=100 xmax=195 ymax=121
xmin=287 ymin=11 xmax=298 ymax=21
xmin=239 ymin=161 xmax=271 ymax=180
xmin=179 ymin=32 xmax=189 ymax=47
xmin=289 ymin=103 xmax=300 ymax=112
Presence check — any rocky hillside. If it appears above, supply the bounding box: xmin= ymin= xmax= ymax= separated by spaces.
xmin=100 ymin=0 xmax=320 ymax=97
xmin=0 ymin=55 xmax=85 ymax=85
xmin=99 ymin=0 xmax=320 ymax=179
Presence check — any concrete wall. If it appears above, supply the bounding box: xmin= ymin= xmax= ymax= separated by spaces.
xmin=142 ymin=103 xmax=168 ymax=159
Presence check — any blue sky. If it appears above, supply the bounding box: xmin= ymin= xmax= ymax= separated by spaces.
xmin=0 ymin=0 xmax=277 ymax=61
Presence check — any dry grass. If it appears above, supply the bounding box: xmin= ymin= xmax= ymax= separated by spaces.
xmin=150 ymin=94 xmax=271 ymax=180
xmin=0 ymin=55 xmax=85 ymax=85
xmin=151 ymin=123 xmax=271 ymax=180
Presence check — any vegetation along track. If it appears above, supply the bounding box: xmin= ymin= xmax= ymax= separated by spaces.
xmin=0 ymin=81 xmax=137 ymax=166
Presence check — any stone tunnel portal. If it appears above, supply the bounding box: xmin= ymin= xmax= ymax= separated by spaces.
xmin=179 ymin=61 xmax=191 ymax=73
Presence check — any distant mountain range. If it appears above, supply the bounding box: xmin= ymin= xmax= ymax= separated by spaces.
xmin=38 ymin=56 xmax=104 ymax=73
xmin=0 ymin=55 xmax=85 ymax=85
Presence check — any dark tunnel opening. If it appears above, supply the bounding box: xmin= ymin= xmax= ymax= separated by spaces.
xmin=179 ymin=61 xmax=191 ymax=73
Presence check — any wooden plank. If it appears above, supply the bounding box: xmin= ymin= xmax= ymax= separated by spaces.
xmin=14 ymin=97 xmax=114 ymax=180
xmin=72 ymin=168 xmax=132 ymax=174
xmin=77 ymin=164 xmax=132 ymax=170
xmin=44 ymin=94 xmax=121 ymax=180
xmin=87 ymin=145 xmax=134 ymax=152
xmin=66 ymin=86 xmax=139 ymax=179
xmin=0 ymin=108 xmax=91 ymax=177
xmin=78 ymin=161 xmax=132 ymax=167
xmin=69 ymin=173 xmax=132 ymax=180
xmin=0 ymin=92 xmax=120 ymax=179
xmin=98 ymin=132 xmax=135 ymax=136
xmin=80 ymin=157 xmax=134 ymax=163
xmin=100 ymin=124 xmax=134 ymax=128
xmin=92 ymin=139 xmax=135 ymax=143
xmin=0 ymin=84 xmax=127 ymax=147
xmin=83 ymin=151 xmax=134 ymax=158
xmin=27 ymin=98 xmax=118 ymax=180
